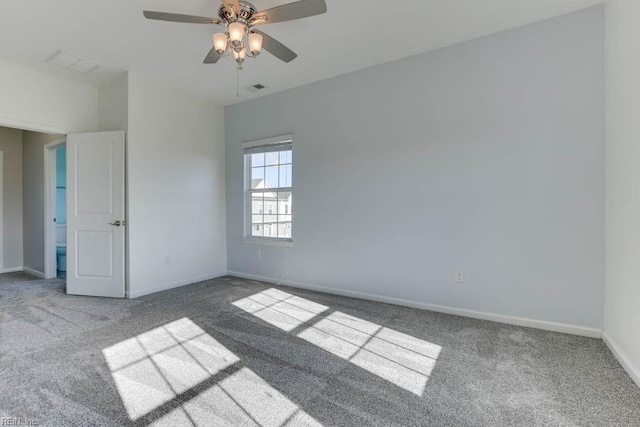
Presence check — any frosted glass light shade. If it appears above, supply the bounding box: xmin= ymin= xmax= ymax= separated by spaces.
xmin=248 ymin=32 xmax=263 ymax=53
xmin=229 ymin=22 xmax=245 ymax=42
xmin=233 ymin=49 xmax=246 ymax=60
xmin=213 ymin=33 xmax=228 ymax=52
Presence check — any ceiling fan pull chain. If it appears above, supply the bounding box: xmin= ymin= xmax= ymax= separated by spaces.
xmin=237 ymin=63 xmax=240 ymax=98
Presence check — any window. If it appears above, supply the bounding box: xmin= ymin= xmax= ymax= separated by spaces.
xmin=244 ymin=135 xmax=293 ymax=241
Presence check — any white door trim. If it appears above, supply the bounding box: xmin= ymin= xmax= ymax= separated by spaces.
xmin=44 ymin=138 xmax=67 ymax=279
xmin=0 ymin=151 xmax=3 ymax=271
xmin=0 ymin=117 xmax=69 ymax=136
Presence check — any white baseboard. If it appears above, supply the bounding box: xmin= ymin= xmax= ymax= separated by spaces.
xmin=128 ymin=272 xmax=228 ymax=299
xmin=603 ymin=332 xmax=640 ymax=389
xmin=22 ymin=267 xmax=45 ymax=278
xmin=1 ymin=266 xmax=46 ymax=278
xmin=227 ymin=271 xmax=603 ymax=339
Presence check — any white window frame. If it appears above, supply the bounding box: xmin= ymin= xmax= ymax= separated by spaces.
xmin=243 ymin=134 xmax=294 ymax=247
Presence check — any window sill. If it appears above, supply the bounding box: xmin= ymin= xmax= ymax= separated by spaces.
xmin=242 ymin=238 xmax=293 ymax=247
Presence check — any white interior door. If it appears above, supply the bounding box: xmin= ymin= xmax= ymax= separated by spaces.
xmin=66 ymin=131 xmax=125 ymax=298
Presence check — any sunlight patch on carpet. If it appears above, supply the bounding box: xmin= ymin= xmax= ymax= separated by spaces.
xmin=234 ymin=289 xmax=442 ymax=396
xmin=103 ymin=317 xmax=321 ymax=425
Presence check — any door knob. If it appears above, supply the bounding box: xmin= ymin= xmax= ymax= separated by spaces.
xmin=108 ymin=220 xmax=122 ymax=227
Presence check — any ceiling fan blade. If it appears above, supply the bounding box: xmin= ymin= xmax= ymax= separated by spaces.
xmin=203 ymin=47 xmax=221 ymax=64
xmin=252 ymin=0 xmax=326 ymax=25
xmin=253 ymin=30 xmax=298 ymax=63
xmin=222 ymin=0 xmax=241 ymax=16
xmin=143 ymin=11 xmax=222 ymax=25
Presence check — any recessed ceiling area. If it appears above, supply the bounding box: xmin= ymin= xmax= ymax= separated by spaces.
xmin=0 ymin=0 xmax=604 ymax=105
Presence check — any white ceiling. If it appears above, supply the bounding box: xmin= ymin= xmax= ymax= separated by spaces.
xmin=0 ymin=0 xmax=604 ymax=105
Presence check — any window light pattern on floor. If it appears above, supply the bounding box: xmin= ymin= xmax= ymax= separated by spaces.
xmin=151 ymin=368 xmax=322 ymax=427
xmin=102 ymin=318 xmax=321 ymax=426
xmin=233 ymin=289 xmax=442 ymax=396
xmin=232 ymin=288 xmax=329 ymax=331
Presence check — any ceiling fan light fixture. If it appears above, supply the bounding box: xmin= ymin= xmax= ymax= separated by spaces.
xmin=229 ymin=22 xmax=245 ymax=43
xmin=248 ymin=32 xmax=263 ymax=55
xmin=143 ymin=0 xmax=328 ymax=71
xmin=213 ymin=33 xmax=228 ymax=54
xmin=233 ymin=48 xmax=246 ymax=61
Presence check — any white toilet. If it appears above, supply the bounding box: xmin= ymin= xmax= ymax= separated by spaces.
xmin=56 ymin=224 xmax=67 ymax=273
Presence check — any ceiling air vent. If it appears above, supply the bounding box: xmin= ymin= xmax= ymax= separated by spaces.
xmin=246 ymin=83 xmax=268 ymax=93
xmin=46 ymin=50 xmax=99 ymax=74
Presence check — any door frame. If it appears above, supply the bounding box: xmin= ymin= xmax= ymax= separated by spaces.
xmin=44 ymin=138 xmax=67 ymax=279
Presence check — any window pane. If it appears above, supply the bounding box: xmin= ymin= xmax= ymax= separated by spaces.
xmin=265 ymin=201 xmax=276 ymax=215
xmin=264 ymin=214 xmax=277 ymax=224
xmin=265 ymin=152 xmax=279 ymax=166
xmin=265 ymin=166 xmax=279 ymax=188
xmin=278 ymin=221 xmax=292 ymax=239
xmin=279 ymin=150 xmax=292 ymax=164
xmin=251 ymin=167 xmax=264 ymax=188
xmin=263 ymin=223 xmax=277 ymax=238
xmin=251 ymin=208 xmax=264 ymax=236
xmin=279 ymin=164 xmax=292 ymax=188
xmin=252 ymin=153 xmax=265 ymax=167
xmin=252 ymin=223 xmax=263 ymax=237
xmin=251 ymin=193 xmax=264 ymax=214
xmin=277 ymin=192 xmax=292 ymax=216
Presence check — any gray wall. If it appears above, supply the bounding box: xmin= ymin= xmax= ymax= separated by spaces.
xmin=23 ymin=131 xmax=63 ymax=273
xmin=225 ymin=7 xmax=605 ymax=328
xmin=99 ymin=74 xmax=128 ymax=132
xmin=604 ymin=0 xmax=640 ymax=385
xmin=0 ymin=126 xmax=23 ymax=270
xmin=126 ymin=70 xmax=227 ymax=298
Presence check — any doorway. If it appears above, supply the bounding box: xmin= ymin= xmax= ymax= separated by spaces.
xmin=0 ymin=127 xmax=63 ymax=279
xmin=44 ymin=139 xmax=67 ymax=280
xmin=0 ymin=116 xmax=125 ymax=297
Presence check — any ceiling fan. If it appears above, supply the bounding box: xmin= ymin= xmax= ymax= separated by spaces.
xmin=143 ymin=0 xmax=327 ymax=69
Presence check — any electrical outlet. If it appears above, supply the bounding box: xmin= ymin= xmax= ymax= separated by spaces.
xmin=164 ymin=256 xmax=170 ymax=265
xmin=454 ymin=271 xmax=464 ymax=283
xmin=256 ymin=249 xmax=261 ymax=259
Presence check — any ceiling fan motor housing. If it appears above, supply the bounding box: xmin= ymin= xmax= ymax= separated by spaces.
xmin=219 ymin=2 xmax=257 ymax=25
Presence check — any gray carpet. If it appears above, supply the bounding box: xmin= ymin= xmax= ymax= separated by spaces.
xmin=0 ymin=274 xmax=639 ymax=426
xmin=0 ymin=271 xmax=38 ymax=285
